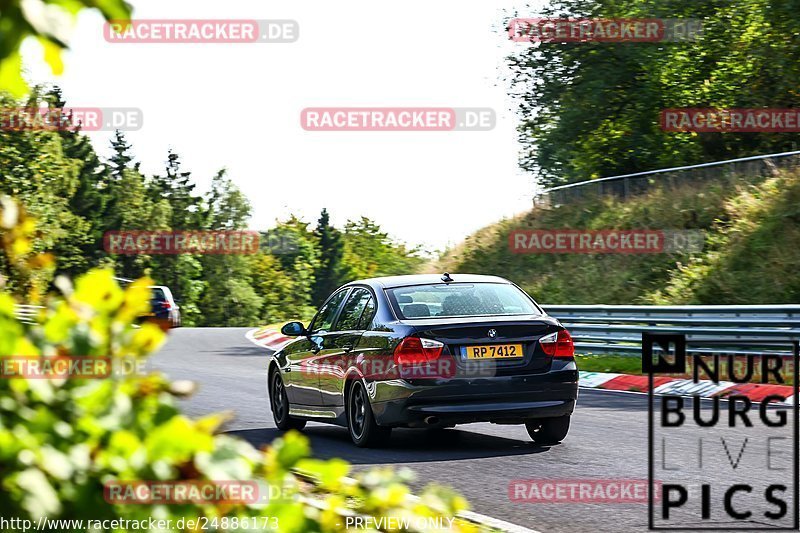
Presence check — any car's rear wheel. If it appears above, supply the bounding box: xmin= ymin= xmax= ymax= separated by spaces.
xmin=525 ymin=415 xmax=571 ymax=444
xmin=347 ymin=381 xmax=391 ymax=447
xmin=270 ymin=370 xmax=306 ymax=431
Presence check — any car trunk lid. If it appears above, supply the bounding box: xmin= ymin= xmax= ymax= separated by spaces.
xmin=406 ymin=315 xmax=560 ymax=376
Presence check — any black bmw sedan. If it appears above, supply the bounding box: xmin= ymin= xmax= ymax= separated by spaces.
xmin=267 ymin=273 xmax=579 ymax=447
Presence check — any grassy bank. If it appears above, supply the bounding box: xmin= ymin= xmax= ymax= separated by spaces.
xmin=576 ymin=354 xmax=643 ymax=374
xmin=436 ymin=169 xmax=800 ymax=305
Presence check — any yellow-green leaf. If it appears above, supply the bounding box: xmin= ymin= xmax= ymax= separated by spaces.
xmin=0 ymin=52 xmax=28 ymax=97
xmin=38 ymin=37 xmax=65 ymax=76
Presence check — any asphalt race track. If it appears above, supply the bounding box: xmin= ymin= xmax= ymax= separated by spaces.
xmin=149 ymin=328 xmax=795 ymax=533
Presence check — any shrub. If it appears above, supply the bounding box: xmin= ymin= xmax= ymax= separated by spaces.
xmin=0 ymin=197 xmax=479 ymax=532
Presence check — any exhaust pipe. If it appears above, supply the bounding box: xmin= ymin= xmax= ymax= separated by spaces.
xmin=424 ymin=416 xmax=440 ymax=425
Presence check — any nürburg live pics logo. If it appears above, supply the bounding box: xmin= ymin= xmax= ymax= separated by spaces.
xmin=645 ymin=333 xmax=799 ymax=530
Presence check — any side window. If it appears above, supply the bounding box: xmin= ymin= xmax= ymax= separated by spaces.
xmin=310 ymin=290 xmax=348 ymax=333
xmin=335 ymin=288 xmax=372 ymax=331
xmin=357 ymin=295 xmax=377 ymax=330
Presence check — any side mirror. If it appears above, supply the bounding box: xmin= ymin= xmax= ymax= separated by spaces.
xmin=281 ymin=321 xmax=307 ymax=337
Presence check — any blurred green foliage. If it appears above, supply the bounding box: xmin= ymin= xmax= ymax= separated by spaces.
xmin=0 ymin=0 xmax=131 ymax=95
xmin=0 ymin=197 xmax=480 ymax=532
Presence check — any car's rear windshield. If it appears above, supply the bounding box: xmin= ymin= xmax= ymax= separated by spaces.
xmin=386 ymin=283 xmax=541 ymax=319
xmin=151 ymin=288 xmax=166 ymax=301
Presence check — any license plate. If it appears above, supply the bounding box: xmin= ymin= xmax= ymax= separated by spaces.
xmin=461 ymin=344 xmax=524 ymax=360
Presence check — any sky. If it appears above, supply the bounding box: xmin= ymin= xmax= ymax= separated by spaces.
xmin=21 ymin=0 xmax=543 ymax=252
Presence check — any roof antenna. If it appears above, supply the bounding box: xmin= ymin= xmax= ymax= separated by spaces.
xmin=441 ymin=272 xmax=453 ymax=283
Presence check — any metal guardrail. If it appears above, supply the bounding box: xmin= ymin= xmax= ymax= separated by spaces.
xmin=536 ymin=149 xmax=800 ymax=205
xmin=544 ymin=304 xmax=800 ymax=356
xmin=13 ymin=305 xmax=43 ymax=325
xmin=15 ymin=301 xmax=800 ymax=356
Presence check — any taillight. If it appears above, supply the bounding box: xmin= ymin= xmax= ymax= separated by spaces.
xmin=393 ymin=336 xmax=444 ymax=365
xmin=539 ymin=329 xmax=574 ymax=359
xmin=160 ymin=301 xmax=172 ymax=310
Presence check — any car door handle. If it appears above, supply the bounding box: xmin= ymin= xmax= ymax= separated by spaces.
xmin=342 ymin=344 xmax=354 ymax=353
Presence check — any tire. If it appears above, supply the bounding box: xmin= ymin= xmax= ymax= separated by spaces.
xmin=525 ymin=415 xmax=571 ymax=445
xmin=269 ymin=370 xmax=306 ymax=431
xmin=347 ymin=381 xmax=391 ymax=447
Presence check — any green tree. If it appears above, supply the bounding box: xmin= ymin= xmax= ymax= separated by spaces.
xmin=311 ymin=209 xmax=346 ymax=306
xmin=1 ymin=86 xmax=422 ymax=327
xmin=108 ymin=168 xmax=161 ymax=280
xmin=196 ymin=170 xmax=261 ymax=326
xmin=342 ymin=217 xmax=425 ymax=280
xmin=47 ymin=87 xmax=113 ymax=277
xmin=146 ymin=151 xmax=205 ymax=315
xmin=96 ymin=133 xmax=162 ymax=282
xmin=149 ymin=150 xmax=203 ymax=230
xmin=508 ymin=0 xmax=800 ymax=187
xmin=0 ymin=91 xmax=82 ymax=296
xmin=268 ymin=216 xmax=319 ymax=314
xmin=251 ymin=252 xmax=300 ymax=323
xmin=108 ymin=130 xmax=136 ymax=180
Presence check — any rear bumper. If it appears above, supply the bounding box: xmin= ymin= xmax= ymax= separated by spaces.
xmin=370 ymin=366 xmax=578 ymax=428
xmin=138 ymin=312 xmax=179 ymax=329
